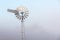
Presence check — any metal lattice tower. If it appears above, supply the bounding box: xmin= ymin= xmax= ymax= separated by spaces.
xmin=7 ymin=6 xmax=29 ymax=40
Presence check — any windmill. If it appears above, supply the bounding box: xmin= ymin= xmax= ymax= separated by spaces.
xmin=7 ymin=6 xmax=29 ymax=40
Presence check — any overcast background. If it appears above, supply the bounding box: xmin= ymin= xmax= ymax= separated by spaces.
xmin=0 ymin=0 xmax=60 ymax=40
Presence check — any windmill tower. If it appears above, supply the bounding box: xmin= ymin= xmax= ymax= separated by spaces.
xmin=7 ymin=6 xmax=29 ymax=40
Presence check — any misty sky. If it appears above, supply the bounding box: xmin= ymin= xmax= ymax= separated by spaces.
xmin=0 ymin=0 xmax=60 ymax=40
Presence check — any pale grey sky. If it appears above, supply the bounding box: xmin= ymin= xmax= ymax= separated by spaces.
xmin=0 ymin=0 xmax=60 ymax=40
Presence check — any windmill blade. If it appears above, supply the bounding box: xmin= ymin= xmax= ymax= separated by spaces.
xmin=7 ymin=9 xmax=18 ymax=13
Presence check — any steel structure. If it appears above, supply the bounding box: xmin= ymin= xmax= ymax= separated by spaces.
xmin=7 ymin=6 xmax=29 ymax=40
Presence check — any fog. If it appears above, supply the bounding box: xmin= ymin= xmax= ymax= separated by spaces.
xmin=0 ymin=0 xmax=60 ymax=40
xmin=0 ymin=8 xmax=60 ymax=40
